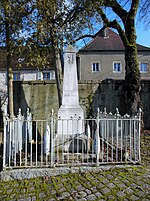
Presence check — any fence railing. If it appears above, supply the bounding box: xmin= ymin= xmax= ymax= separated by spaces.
xmin=2 ymin=108 xmax=142 ymax=169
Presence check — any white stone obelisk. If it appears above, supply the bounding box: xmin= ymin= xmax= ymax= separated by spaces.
xmin=57 ymin=45 xmax=84 ymax=135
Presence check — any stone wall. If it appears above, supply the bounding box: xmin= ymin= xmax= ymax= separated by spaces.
xmin=13 ymin=79 xmax=150 ymax=129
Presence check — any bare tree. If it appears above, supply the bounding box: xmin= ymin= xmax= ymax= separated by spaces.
xmin=88 ymin=0 xmax=142 ymax=115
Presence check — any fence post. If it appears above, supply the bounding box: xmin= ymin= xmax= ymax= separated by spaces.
xmin=51 ymin=109 xmax=54 ymax=167
xmin=2 ymin=113 xmax=7 ymax=169
xmin=115 ymin=108 xmax=120 ymax=162
xmin=138 ymin=108 xmax=142 ymax=162
xmin=96 ymin=108 xmax=100 ymax=166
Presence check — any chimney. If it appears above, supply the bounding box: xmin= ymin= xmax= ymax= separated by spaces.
xmin=102 ymin=28 xmax=109 ymax=39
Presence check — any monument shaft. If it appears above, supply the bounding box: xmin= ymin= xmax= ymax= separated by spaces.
xmin=58 ymin=45 xmax=84 ymax=135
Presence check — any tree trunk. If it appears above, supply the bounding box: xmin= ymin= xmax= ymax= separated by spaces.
xmin=124 ymin=25 xmax=142 ymax=115
xmin=5 ymin=20 xmax=14 ymax=117
xmin=54 ymin=46 xmax=63 ymax=107
xmin=50 ymin=31 xmax=63 ymax=107
xmin=7 ymin=67 xmax=14 ymax=117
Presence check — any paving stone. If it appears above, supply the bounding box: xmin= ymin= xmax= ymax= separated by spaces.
xmin=96 ymin=183 xmax=105 ymax=189
xmin=107 ymin=195 xmax=116 ymax=200
xmin=58 ymin=191 xmax=70 ymax=199
xmin=79 ymin=191 xmax=87 ymax=198
xmin=86 ymin=181 xmax=92 ymax=187
xmin=106 ymin=182 xmax=116 ymax=188
xmin=142 ymin=183 xmax=150 ymax=189
xmin=91 ymin=186 xmax=98 ymax=193
xmin=18 ymin=198 xmax=31 ymax=201
xmin=10 ymin=194 xmax=16 ymax=198
xmin=84 ymin=189 xmax=92 ymax=195
xmin=136 ymin=191 xmax=146 ymax=197
xmin=123 ymin=179 xmax=130 ymax=184
xmin=97 ymin=175 xmax=105 ymax=179
xmin=31 ymin=196 xmax=36 ymax=201
xmin=106 ymin=174 xmax=114 ymax=179
xmin=73 ymin=192 xmax=82 ymax=199
xmin=102 ymin=178 xmax=109 ymax=183
xmin=58 ymin=187 xmax=66 ymax=193
xmin=7 ymin=189 xmax=13 ymax=193
xmin=95 ymin=192 xmax=103 ymax=197
xmin=29 ymin=186 xmax=35 ymax=191
xmin=77 ymin=198 xmax=86 ymax=201
xmin=123 ymin=187 xmax=134 ymax=194
xmin=129 ymin=195 xmax=140 ymax=200
xmin=93 ymin=178 xmax=99 ymax=183
xmin=101 ymin=187 xmax=111 ymax=194
xmin=69 ymin=188 xmax=77 ymax=193
xmin=86 ymin=194 xmax=97 ymax=200
xmin=116 ymin=191 xmax=126 ymax=197
xmin=39 ymin=192 xmax=46 ymax=198
xmin=76 ymin=185 xmax=85 ymax=191
xmin=131 ymin=183 xmax=139 ymax=188
xmin=51 ymin=190 xmax=57 ymax=195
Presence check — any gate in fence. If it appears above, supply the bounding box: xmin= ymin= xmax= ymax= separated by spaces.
xmin=2 ymin=108 xmax=142 ymax=170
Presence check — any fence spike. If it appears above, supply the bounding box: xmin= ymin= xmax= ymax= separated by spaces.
xmin=27 ymin=108 xmax=30 ymax=115
xmin=18 ymin=108 xmax=21 ymax=115
xmin=116 ymin=108 xmax=119 ymax=114
xmin=51 ymin=109 xmax=54 ymax=117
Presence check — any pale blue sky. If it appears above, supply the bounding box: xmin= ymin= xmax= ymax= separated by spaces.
xmin=136 ymin=23 xmax=150 ymax=48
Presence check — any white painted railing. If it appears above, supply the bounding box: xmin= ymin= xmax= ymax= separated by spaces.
xmin=2 ymin=108 xmax=142 ymax=169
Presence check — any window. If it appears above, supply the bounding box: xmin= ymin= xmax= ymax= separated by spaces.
xmin=113 ymin=62 xmax=121 ymax=73
xmin=92 ymin=62 xmax=100 ymax=72
xmin=50 ymin=70 xmax=55 ymax=80
xmin=13 ymin=72 xmax=20 ymax=81
xmin=140 ymin=62 xmax=148 ymax=73
xmin=43 ymin=72 xmax=50 ymax=80
xmin=37 ymin=70 xmax=55 ymax=80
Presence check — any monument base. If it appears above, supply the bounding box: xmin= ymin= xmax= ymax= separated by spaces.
xmin=54 ymin=134 xmax=88 ymax=153
xmin=57 ymin=106 xmax=84 ymax=135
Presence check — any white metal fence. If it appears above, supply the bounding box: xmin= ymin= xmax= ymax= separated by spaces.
xmin=2 ymin=108 xmax=142 ymax=169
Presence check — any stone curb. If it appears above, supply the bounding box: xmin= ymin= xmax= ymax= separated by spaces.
xmin=0 ymin=164 xmax=142 ymax=181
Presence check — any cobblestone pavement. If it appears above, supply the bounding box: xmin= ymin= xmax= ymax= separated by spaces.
xmin=0 ymin=165 xmax=150 ymax=201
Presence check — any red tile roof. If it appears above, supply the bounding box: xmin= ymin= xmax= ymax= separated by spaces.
xmin=79 ymin=28 xmax=150 ymax=52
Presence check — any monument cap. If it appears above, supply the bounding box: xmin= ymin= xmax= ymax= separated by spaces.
xmin=65 ymin=45 xmax=75 ymax=53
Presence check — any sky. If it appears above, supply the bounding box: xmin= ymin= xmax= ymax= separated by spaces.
xmin=136 ymin=23 xmax=150 ymax=48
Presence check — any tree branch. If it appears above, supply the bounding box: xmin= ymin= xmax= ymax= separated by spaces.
xmin=94 ymin=7 xmax=129 ymax=47
xmin=93 ymin=0 xmax=128 ymax=24
xmin=129 ymin=0 xmax=139 ymax=17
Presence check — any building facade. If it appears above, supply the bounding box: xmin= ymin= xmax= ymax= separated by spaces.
xmin=77 ymin=28 xmax=150 ymax=81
